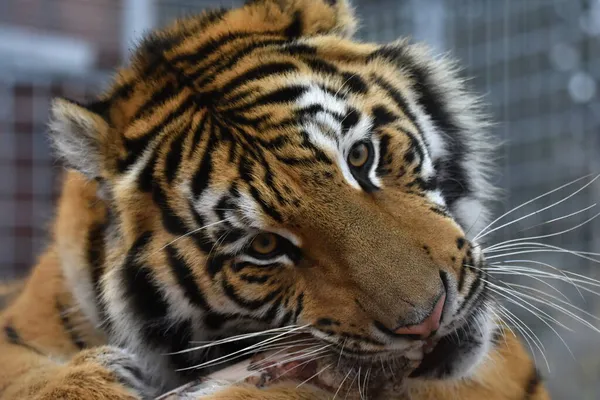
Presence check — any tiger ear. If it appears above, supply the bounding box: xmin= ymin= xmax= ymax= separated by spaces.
xmin=49 ymin=98 xmax=110 ymax=179
xmin=246 ymin=0 xmax=357 ymax=38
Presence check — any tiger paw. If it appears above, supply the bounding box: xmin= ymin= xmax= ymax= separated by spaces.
xmin=38 ymin=346 xmax=156 ymax=399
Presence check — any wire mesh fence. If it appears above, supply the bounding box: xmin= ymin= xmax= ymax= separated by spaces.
xmin=1 ymin=0 xmax=599 ymax=397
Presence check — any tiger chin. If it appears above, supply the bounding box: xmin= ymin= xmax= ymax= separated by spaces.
xmin=0 ymin=0 xmax=550 ymax=399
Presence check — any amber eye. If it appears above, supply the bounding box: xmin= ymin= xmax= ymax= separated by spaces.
xmin=348 ymin=142 xmax=370 ymax=168
xmin=250 ymin=233 xmax=279 ymax=256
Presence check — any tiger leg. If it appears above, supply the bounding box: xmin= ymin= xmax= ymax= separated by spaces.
xmin=0 ymin=250 xmax=155 ymax=400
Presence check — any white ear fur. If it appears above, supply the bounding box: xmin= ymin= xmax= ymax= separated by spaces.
xmin=49 ymin=98 xmax=108 ymax=179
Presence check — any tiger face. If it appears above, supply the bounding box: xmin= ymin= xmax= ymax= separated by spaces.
xmin=49 ymin=0 xmax=497 ymax=392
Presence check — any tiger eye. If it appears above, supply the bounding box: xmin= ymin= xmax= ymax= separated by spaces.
xmin=348 ymin=142 xmax=370 ymax=168
xmin=251 ymin=233 xmax=278 ymax=255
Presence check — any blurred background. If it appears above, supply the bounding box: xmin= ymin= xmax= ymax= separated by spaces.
xmin=1 ymin=0 xmax=599 ymax=397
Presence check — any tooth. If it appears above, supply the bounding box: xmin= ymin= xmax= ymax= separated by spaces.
xmin=405 ymin=348 xmax=423 ymax=361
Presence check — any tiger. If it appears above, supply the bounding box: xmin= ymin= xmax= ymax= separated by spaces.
xmin=0 ymin=0 xmax=551 ymax=399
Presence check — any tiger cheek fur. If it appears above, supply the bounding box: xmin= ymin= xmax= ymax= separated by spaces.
xmin=0 ymin=0 xmax=549 ymax=399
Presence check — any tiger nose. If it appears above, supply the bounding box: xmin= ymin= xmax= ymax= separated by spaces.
xmin=394 ymin=293 xmax=446 ymax=338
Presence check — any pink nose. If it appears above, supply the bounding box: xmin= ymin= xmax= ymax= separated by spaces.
xmin=394 ymin=294 xmax=446 ymax=338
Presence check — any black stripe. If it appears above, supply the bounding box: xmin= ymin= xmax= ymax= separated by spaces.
xmin=164 ymin=119 xmax=192 ymax=184
xmin=303 ymin=58 xmax=339 ymax=75
xmin=284 ymin=10 xmax=303 ymax=38
xmin=189 ymin=113 xmax=209 ymax=158
xmin=216 ymin=227 xmax=245 ymax=245
xmin=293 ymin=292 xmax=304 ymax=323
xmin=56 ymin=300 xmax=86 ymax=350
xmin=274 ymin=156 xmax=317 ymax=165
xmin=238 ymin=154 xmax=254 ymax=182
xmin=258 ymin=149 xmax=287 ymax=206
xmin=341 ymin=72 xmax=368 ymax=94
xmin=372 ymin=75 xmax=419 ymax=128
xmin=166 ymin=245 xmax=209 ymax=309
xmin=297 ymin=104 xmax=324 ymax=117
xmin=456 ymin=267 xmax=483 ymax=316
xmin=404 ymin=130 xmax=425 ymax=173
xmin=524 ymin=367 xmax=542 ymax=399
xmin=191 ymin=120 xmax=218 ymax=199
xmin=376 ymin=133 xmax=391 ymax=176
xmin=193 ymin=38 xmax=289 ymax=87
xmin=249 ymin=186 xmax=283 ymax=222
xmin=219 ymin=62 xmax=298 ymax=96
xmin=299 ymin=131 xmax=333 ymax=165
xmin=372 ymin=105 xmax=398 ymax=129
xmin=165 ymin=319 xmax=195 ymax=377
xmin=323 ymin=329 xmax=385 ymax=347
xmin=221 ymin=279 xmax=281 ymax=310
xmin=207 ymin=255 xmax=228 ymax=277
xmin=278 ymin=43 xmax=317 ymax=56
xmin=137 ymin=133 xmax=165 ymax=193
xmin=204 ymin=312 xmax=228 ymax=330
xmin=171 ymin=30 xmax=279 ymax=66
xmin=123 ymin=232 xmax=169 ymax=323
xmin=279 ymin=310 xmax=294 ymax=327
xmin=317 ymin=318 xmax=340 ymax=327
xmin=189 ymin=207 xmax=215 ymax=255
xmin=131 ymin=81 xmax=178 ymax=122
xmin=118 ymin=97 xmax=195 ymax=173
xmin=262 ymin=297 xmax=283 ymax=322
xmin=225 ymin=86 xmax=306 ymax=113
xmin=152 ymin=181 xmax=189 ymax=236
xmin=87 ymin=222 xmax=108 ymax=324
xmin=239 ymin=274 xmax=272 ymax=284
xmin=3 ymin=323 xmax=45 ymax=355
xmin=341 ymin=107 xmax=360 ymax=134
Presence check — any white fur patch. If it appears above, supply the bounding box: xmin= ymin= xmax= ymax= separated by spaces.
xmin=453 ymin=196 xmax=489 ymax=240
xmin=297 ymin=84 xmax=380 ymax=190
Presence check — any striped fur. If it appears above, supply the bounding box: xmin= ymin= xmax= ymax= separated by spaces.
xmin=0 ymin=1 xmax=548 ymax=399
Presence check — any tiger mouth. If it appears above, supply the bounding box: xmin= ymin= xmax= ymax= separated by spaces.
xmin=317 ymin=303 xmax=492 ymax=389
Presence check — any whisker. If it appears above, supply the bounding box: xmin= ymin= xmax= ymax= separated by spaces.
xmin=150 ymin=219 xmax=226 ymax=257
xmin=503 ymin=282 xmax=600 ymax=323
xmin=484 ymin=267 xmax=572 ymax=302
xmin=332 ymin=368 xmax=353 ymax=400
xmin=485 ymin=247 xmax=600 ymax=264
xmin=184 ymin=325 xmax=306 ymax=349
xmin=232 ymin=354 xmax=330 ymax=386
xmin=267 ymin=352 xmax=329 ymax=380
xmin=249 ymin=344 xmax=328 ymax=370
xmin=489 ymin=260 xmax=599 ymax=299
xmin=486 ymin=284 xmax=575 ymax=361
xmin=486 ymin=242 xmax=600 ymax=260
xmin=356 ymin=367 xmax=362 ymax=400
xmin=485 ymin=211 xmax=600 ymax=251
xmin=517 ymin=203 xmax=597 ymax=233
xmin=296 ymin=363 xmax=332 ymax=389
xmin=496 ymin=283 xmax=600 ymax=332
xmin=474 ymin=174 xmax=599 ymax=241
xmin=487 ymin=283 xmax=572 ymax=331
xmin=174 ymin=326 xmax=309 ymax=370
xmin=344 ymin=369 xmax=358 ymax=400
xmin=491 ymin=262 xmax=600 ymax=286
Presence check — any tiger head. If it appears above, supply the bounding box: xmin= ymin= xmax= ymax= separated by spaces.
xmin=49 ymin=0 xmax=497 ymax=392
